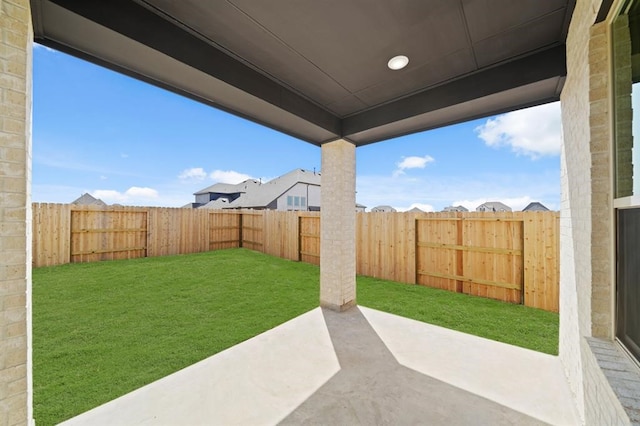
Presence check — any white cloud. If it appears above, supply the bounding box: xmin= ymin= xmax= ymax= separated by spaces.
xmin=393 ymin=155 xmax=434 ymax=177
xmin=31 ymin=183 xmax=194 ymax=208
xmin=357 ymin=170 xmax=558 ymax=213
xmin=395 ymin=203 xmax=435 ymax=213
xmin=100 ymin=175 xmax=107 ymax=180
xmin=92 ymin=186 xmax=159 ymax=204
xmin=178 ymin=167 xmax=208 ymax=182
xmin=32 ymin=184 xmax=92 ymax=204
xmin=475 ymin=102 xmax=562 ymax=159
xmin=121 ymin=153 xmax=129 ymax=158
xmin=92 ymin=190 xmax=125 ymax=202
xmin=397 ymin=155 xmax=435 ymax=170
xmin=210 ymin=170 xmax=253 ymax=184
xmin=451 ymin=196 xmax=534 ymax=212
xmin=125 ymin=187 xmax=158 ymax=198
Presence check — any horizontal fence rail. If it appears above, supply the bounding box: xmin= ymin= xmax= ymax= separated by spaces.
xmin=32 ymin=204 xmax=559 ymax=312
xmin=415 ymin=216 xmax=524 ymax=304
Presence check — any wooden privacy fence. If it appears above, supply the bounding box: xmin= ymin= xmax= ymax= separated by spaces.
xmin=416 ymin=216 xmax=525 ymax=304
xmin=354 ymin=211 xmax=558 ymax=311
xmin=32 ymin=204 xmax=559 ymax=312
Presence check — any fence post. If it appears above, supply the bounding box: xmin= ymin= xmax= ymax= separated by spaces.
xmin=522 ymin=217 xmax=529 ymax=306
xmin=238 ymin=213 xmax=243 ymax=248
xmin=297 ymin=215 xmax=302 ymax=262
xmin=144 ymin=209 xmax=150 ymax=259
xmin=68 ymin=204 xmax=74 ymax=264
xmin=414 ymin=218 xmax=419 ymax=285
xmin=456 ymin=212 xmax=464 ymax=293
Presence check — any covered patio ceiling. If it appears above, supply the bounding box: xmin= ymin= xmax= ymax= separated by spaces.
xmin=31 ymin=0 xmax=575 ymax=146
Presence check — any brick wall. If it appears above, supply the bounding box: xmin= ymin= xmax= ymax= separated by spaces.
xmin=561 ymin=0 xmax=639 ymax=423
xmin=589 ymin=20 xmax=615 ymax=341
xmin=0 ymin=0 xmax=33 ymax=424
xmin=560 ymin=0 xmax=599 ymax=420
xmin=319 ymin=139 xmax=356 ymax=311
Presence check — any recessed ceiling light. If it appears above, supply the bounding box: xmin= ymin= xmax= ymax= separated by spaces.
xmin=387 ymin=55 xmax=409 ymax=70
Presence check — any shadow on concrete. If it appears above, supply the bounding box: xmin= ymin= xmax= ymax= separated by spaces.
xmin=279 ymin=307 xmax=546 ymax=425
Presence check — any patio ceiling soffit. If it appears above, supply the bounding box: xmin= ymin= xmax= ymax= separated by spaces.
xmin=31 ymin=0 xmax=574 ymax=147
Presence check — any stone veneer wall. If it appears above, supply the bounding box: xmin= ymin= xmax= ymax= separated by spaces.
xmin=588 ymin=20 xmax=614 ymax=342
xmin=561 ymin=0 xmax=638 ymax=423
xmin=319 ymin=139 xmax=356 ymax=311
xmin=0 ymin=0 xmax=33 ymax=424
xmin=560 ymin=0 xmax=597 ymax=420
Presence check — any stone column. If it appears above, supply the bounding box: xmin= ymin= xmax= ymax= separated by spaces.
xmin=0 ymin=0 xmax=33 ymax=424
xmin=320 ymin=139 xmax=356 ymax=311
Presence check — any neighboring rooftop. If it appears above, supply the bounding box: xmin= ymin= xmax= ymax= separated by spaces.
xmin=194 ymin=179 xmax=260 ymax=196
xmin=522 ymin=202 xmax=550 ymax=212
xmin=371 ymin=205 xmax=397 ymax=213
xmin=476 ymin=201 xmax=512 ymax=212
xmin=71 ymin=193 xmax=107 ymax=206
xmin=195 ymin=169 xmax=321 ymax=210
xmin=228 ymin=169 xmax=320 ymax=209
xmin=442 ymin=205 xmax=469 ymax=212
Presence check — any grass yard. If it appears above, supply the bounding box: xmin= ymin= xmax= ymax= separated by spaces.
xmin=33 ymin=248 xmax=558 ymax=425
xmin=357 ymin=277 xmax=559 ymax=355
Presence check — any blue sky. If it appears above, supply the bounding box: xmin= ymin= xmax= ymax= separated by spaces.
xmin=33 ymin=44 xmax=562 ymax=212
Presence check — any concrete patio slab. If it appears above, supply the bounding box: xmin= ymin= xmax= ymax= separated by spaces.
xmin=280 ymin=307 xmax=546 ymax=426
xmin=59 ymin=306 xmax=579 ymax=426
xmin=360 ymin=306 xmax=580 ymax=425
xmin=60 ymin=308 xmax=340 ymax=426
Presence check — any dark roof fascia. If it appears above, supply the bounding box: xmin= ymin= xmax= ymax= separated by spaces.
xmin=44 ymin=0 xmax=341 ymax=138
xmin=33 ymin=0 xmax=573 ymax=148
xmin=35 ymin=37 xmax=333 ymax=147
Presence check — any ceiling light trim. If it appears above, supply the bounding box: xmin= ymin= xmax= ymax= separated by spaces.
xmin=387 ymin=55 xmax=409 ymax=70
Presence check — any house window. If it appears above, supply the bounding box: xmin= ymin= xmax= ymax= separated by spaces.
xmin=617 ymin=208 xmax=640 ymax=359
xmin=294 ymin=196 xmax=300 ymax=207
xmin=287 ymin=196 xmax=293 ymax=207
xmin=613 ymin=0 xmax=640 ymax=362
xmin=301 ymin=197 xmax=306 ymax=207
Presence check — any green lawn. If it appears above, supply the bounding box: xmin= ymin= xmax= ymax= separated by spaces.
xmin=33 ymin=248 xmax=558 ymax=425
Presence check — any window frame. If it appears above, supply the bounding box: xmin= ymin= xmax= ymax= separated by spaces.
xmin=613 ymin=0 xmax=640 ymax=363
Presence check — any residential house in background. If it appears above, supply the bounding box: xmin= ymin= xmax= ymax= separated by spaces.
xmin=195 ymin=169 xmax=321 ymax=211
xmin=71 ymin=193 xmax=107 ymax=207
xmin=193 ymin=169 xmax=370 ymax=212
xmin=370 ymin=205 xmax=397 ymax=212
xmin=476 ymin=201 xmax=512 ymax=212
xmin=442 ymin=205 xmax=468 ymax=212
xmin=522 ymin=202 xmax=550 ymax=212
xmin=192 ymin=179 xmax=261 ymax=208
